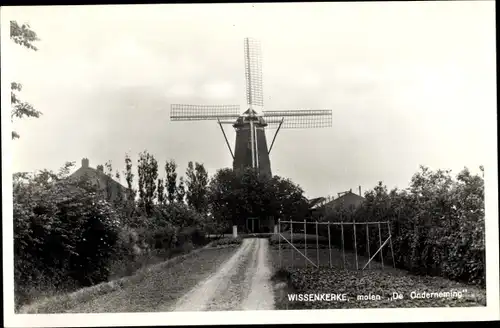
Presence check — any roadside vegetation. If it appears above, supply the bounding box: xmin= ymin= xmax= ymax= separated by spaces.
xmin=14 ymin=154 xmax=210 ymax=309
xmin=19 ymin=247 xmax=237 ymax=314
xmin=269 ymin=166 xmax=486 ymax=309
xmin=13 ymin=153 xmax=306 ymax=310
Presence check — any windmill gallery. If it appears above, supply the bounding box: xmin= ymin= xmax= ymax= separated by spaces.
xmin=170 ymin=38 xmax=333 ymax=235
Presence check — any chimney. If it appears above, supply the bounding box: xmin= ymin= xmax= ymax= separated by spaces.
xmin=82 ymin=158 xmax=89 ymax=168
xmin=359 ymin=185 xmax=362 ymax=196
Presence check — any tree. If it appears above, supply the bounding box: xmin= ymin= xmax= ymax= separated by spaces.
xmin=176 ymin=177 xmax=186 ymax=203
xmin=195 ymin=163 xmax=209 ymax=211
xmin=271 ymin=176 xmax=309 ymax=223
xmin=10 ymin=21 xmax=41 ymax=140
xmin=185 ymin=162 xmax=209 ymax=213
xmin=121 ymin=154 xmax=137 ymax=225
xmin=124 ymin=154 xmax=135 ymax=200
xmin=137 ymin=151 xmax=158 ymax=215
xmin=11 ymin=21 xmax=40 ymax=50
xmin=104 ymin=161 xmax=114 ymax=202
xmin=165 ymin=160 xmax=178 ymax=203
xmin=157 ymin=178 xmax=165 ymax=205
xmin=58 ymin=161 xmax=76 ymax=178
xmin=208 ymin=168 xmax=307 ymax=231
xmin=185 ymin=162 xmax=197 ymax=206
xmin=115 ymin=170 xmax=124 ymax=204
xmin=13 ymin=161 xmax=122 ymax=302
xmin=208 ymin=168 xmax=241 ymax=225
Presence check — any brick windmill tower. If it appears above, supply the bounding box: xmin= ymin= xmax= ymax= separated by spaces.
xmin=171 ymin=38 xmax=333 ymax=180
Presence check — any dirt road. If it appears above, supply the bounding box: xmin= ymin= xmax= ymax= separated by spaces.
xmin=28 ymin=238 xmax=275 ymax=313
xmin=168 ymin=238 xmax=275 ymax=311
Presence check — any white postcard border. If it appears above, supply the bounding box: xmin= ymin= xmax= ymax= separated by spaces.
xmin=2 ymin=4 xmax=499 ymax=327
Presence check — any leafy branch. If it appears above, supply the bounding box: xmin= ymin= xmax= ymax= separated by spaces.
xmin=10 ymin=21 xmax=41 ymax=140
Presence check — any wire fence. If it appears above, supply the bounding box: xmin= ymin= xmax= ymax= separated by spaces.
xmin=277 ymin=219 xmax=395 ymax=270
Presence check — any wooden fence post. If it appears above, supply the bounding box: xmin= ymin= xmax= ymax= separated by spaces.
xmin=291 ymin=220 xmax=294 ymax=269
xmin=341 ymin=221 xmax=345 ymax=269
xmin=387 ymin=221 xmax=395 ymax=268
xmin=378 ymin=222 xmax=384 ymax=269
xmin=353 ymin=220 xmax=358 ymax=270
xmin=366 ymin=223 xmax=371 ymax=269
xmin=327 ymin=221 xmax=332 ymax=268
xmin=278 ymin=219 xmax=281 ymax=268
xmin=304 ymin=219 xmax=307 ymax=268
xmin=316 ymin=221 xmax=319 ymax=267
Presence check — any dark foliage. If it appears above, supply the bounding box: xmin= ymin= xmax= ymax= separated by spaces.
xmin=317 ymin=166 xmax=485 ymax=286
xmin=207 ymin=167 xmax=309 ymax=232
xmin=13 ymin=154 xmax=212 ymax=308
xmin=210 ymin=237 xmax=244 ymax=247
xmin=10 ymin=21 xmax=41 ymax=139
xmin=14 ymin=171 xmax=121 ymax=303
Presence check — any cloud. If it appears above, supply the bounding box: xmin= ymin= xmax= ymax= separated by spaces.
xmin=201 ymin=81 xmax=236 ymax=99
xmin=167 ymin=83 xmax=196 ymax=98
xmin=5 ymin=2 xmax=495 ymax=199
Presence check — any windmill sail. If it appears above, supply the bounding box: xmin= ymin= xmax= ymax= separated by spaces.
xmin=263 ymin=109 xmax=332 ymax=129
xmin=170 ymin=104 xmax=241 ymax=121
xmin=244 ymin=38 xmax=264 ymax=108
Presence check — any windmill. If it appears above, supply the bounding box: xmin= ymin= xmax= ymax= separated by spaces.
xmin=170 ymin=38 xmax=332 ymax=178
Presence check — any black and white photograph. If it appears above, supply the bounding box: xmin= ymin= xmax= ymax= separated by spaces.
xmin=2 ymin=1 xmax=498 ymax=326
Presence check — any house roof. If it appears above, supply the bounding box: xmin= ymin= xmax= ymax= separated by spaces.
xmin=331 ymin=191 xmax=365 ymax=203
xmin=69 ymin=158 xmax=127 ymax=190
xmin=308 ymin=197 xmax=326 ymax=209
xmin=312 ymin=191 xmax=365 ymax=211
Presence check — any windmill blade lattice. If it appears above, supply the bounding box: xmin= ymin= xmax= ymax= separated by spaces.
xmin=170 ymin=104 xmax=241 ymax=121
xmin=244 ymin=38 xmax=264 ymax=108
xmin=263 ymin=109 xmax=332 ymax=129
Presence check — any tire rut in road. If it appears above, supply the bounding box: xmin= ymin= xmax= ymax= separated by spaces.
xmin=171 ymin=238 xmax=275 ymax=312
xmin=169 ymin=239 xmax=255 ymax=312
xmin=205 ymin=238 xmax=259 ymax=311
xmin=241 ymin=238 xmax=274 ymax=310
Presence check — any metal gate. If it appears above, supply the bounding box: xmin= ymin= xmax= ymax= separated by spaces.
xmin=277 ymin=219 xmax=395 ymax=270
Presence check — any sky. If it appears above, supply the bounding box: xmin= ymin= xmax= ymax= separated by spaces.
xmin=3 ymin=2 xmax=496 ymax=199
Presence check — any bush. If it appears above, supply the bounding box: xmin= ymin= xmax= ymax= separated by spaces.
xmin=139 ymin=203 xmax=209 ymax=252
xmin=151 ymin=203 xmax=204 ymax=229
xmin=317 ymin=166 xmax=485 ymax=286
xmin=13 ymin=175 xmax=122 ymax=303
xmin=146 ymin=223 xmax=178 ymax=251
xmin=108 ymin=227 xmax=150 ymax=278
xmin=177 ymin=226 xmax=208 ymax=247
xmin=210 ymin=237 xmax=243 ymax=247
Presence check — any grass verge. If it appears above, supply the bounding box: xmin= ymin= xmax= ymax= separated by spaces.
xmin=209 ymin=236 xmax=244 ymax=247
xmin=19 ymin=242 xmax=241 ymax=313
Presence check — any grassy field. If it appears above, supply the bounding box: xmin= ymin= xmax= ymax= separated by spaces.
xmin=268 ymin=244 xmax=487 ymax=309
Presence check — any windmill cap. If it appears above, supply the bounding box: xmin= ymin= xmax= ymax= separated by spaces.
xmin=242 ymin=108 xmax=260 ymax=116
